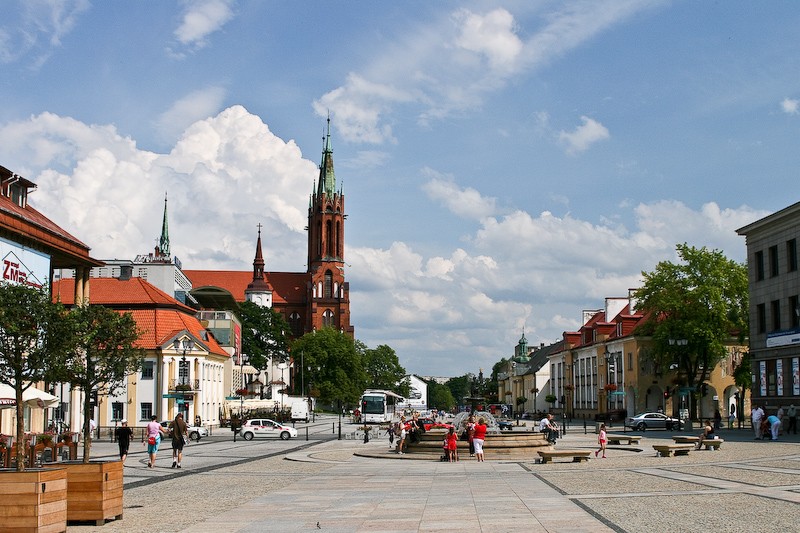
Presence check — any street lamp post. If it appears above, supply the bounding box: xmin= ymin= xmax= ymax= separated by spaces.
xmin=668 ymin=338 xmax=689 ymax=423
xmin=277 ymin=362 xmax=288 ymax=415
xmin=173 ymin=338 xmax=194 ymax=421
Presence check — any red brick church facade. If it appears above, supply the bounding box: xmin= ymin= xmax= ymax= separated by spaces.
xmin=184 ymin=119 xmax=353 ymax=338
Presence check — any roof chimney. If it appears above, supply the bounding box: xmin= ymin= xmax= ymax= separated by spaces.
xmin=118 ymin=265 xmax=133 ymax=281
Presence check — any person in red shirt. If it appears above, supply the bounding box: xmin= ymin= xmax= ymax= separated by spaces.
xmin=472 ymin=417 xmax=488 ymax=462
xmin=446 ymin=426 xmax=459 ymax=462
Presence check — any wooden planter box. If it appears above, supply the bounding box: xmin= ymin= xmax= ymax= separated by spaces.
xmin=46 ymin=461 xmax=123 ymax=526
xmin=0 ymin=467 xmax=68 ymax=533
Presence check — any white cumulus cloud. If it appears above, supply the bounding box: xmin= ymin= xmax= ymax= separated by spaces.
xmin=558 ymin=116 xmax=610 ymax=154
xmin=781 ymin=97 xmax=799 ymax=115
xmin=173 ymin=0 xmax=235 ymax=50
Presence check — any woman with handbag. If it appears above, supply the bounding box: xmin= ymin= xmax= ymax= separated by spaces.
xmin=169 ymin=413 xmax=189 ymax=468
xmin=145 ymin=415 xmax=165 ymax=468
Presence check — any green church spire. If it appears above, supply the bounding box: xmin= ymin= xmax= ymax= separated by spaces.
xmin=158 ymin=192 xmax=170 ymax=258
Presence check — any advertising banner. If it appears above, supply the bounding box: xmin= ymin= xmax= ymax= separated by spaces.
xmin=0 ymin=236 xmax=50 ymax=288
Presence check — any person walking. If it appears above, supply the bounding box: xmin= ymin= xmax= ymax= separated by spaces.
xmin=787 ymin=405 xmax=797 ymax=435
xmin=752 ymin=405 xmax=764 ymax=440
xmin=169 ymin=413 xmax=188 ymax=468
xmin=145 ymin=415 xmax=165 ymax=468
xmin=595 ymin=423 xmax=607 ymax=458
xmin=396 ymin=416 xmax=408 ymax=454
xmin=115 ymin=419 xmax=134 ymax=464
xmin=472 ymin=417 xmax=487 ymax=462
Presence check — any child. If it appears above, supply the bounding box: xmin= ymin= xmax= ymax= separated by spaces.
xmin=595 ymin=423 xmax=607 ymax=458
xmin=446 ymin=426 xmax=459 ymax=462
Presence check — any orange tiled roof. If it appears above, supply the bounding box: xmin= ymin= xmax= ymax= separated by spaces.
xmin=53 ymin=277 xmax=195 ymax=313
xmin=127 ymin=308 xmax=228 ymax=357
xmin=183 ymin=270 xmax=308 ymax=305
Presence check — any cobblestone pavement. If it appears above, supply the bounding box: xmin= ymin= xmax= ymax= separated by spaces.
xmin=66 ymin=421 xmax=800 ymax=533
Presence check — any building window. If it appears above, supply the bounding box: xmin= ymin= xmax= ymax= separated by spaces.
xmin=771 ymin=300 xmax=781 ymax=332
xmin=141 ymin=361 xmax=154 ymax=379
xmin=757 ymin=303 xmax=766 ymax=334
xmin=323 ymin=270 xmax=333 ymax=298
xmin=769 ymin=245 xmax=779 ymax=277
xmin=790 ymin=295 xmax=800 ymax=329
xmin=322 ymin=309 xmax=335 ymax=327
xmin=755 ymin=250 xmax=765 ymax=281
xmin=289 ymin=312 xmax=303 ymax=337
xmin=788 ymin=239 xmax=798 ymax=272
xmin=140 ymin=402 xmax=153 ymax=421
xmin=112 ymin=402 xmax=124 ymax=421
xmin=628 ymin=352 xmax=633 ymax=371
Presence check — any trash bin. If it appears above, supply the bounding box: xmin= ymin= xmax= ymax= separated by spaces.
xmin=683 ymin=418 xmax=693 ymax=432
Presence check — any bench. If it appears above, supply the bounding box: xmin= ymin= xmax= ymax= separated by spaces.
xmin=652 ymin=444 xmax=695 ymax=457
xmin=671 ymin=436 xmax=700 ymax=444
xmin=699 ymin=438 xmax=723 ymax=450
xmin=537 ymin=450 xmax=592 ymax=464
xmin=606 ymin=434 xmax=641 ymax=445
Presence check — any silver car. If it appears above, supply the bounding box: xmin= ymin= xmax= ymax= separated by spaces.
xmin=160 ymin=421 xmax=209 ymax=441
xmin=625 ymin=412 xmax=683 ymax=431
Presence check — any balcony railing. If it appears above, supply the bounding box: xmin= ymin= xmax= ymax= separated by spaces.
xmin=169 ymin=379 xmax=200 ymax=392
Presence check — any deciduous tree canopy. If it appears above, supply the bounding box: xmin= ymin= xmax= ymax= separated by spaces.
xmin=634 ymin=244 xmax=748 ymax=418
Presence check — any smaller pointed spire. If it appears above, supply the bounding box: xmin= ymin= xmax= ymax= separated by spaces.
xmin=158 ymin=192 xmax=170 ymax=258
xmin=316 ymin=115 xmax=336 ymax=198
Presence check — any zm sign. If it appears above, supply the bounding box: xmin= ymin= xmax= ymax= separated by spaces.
xmin=0 ymin=236 xmax=49 ymax=288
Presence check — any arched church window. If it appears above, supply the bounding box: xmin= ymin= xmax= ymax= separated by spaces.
xmin=289 ymin=312 xmax=302 ymax=337
xmin=322 ymin=309 xmax=335 ymax=328
xmin=324 ymin=271 xmax=333 ymax=299
xmin=326 ymin=220 xmax=333 ymax=257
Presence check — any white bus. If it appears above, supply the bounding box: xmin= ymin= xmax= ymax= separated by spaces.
xmin=359 ymin=389 xmax=403 ymax=423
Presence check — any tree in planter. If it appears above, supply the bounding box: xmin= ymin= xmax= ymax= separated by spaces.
xmin=545 ymin=394 xmax=557 ymax=406
xmin=0 ymin=283 xmax=75 ymax=471
xmin=60 ymin=304 xmax=144 ymax=463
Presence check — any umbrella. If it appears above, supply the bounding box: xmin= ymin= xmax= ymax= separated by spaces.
xmin=0 ymin=383 xmax=59 ymax=409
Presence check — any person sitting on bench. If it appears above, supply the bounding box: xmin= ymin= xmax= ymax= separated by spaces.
xmin=698 ymin=419 xmax=715 ymax=448
xmin=539 ymin=413 xmax=559 ymax=444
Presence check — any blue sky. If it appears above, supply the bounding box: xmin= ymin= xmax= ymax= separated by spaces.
xmin=0 ymin=1 xmax=797 ymax=377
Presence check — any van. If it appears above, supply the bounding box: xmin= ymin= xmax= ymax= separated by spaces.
xmin=290 ymin=401 xmax=310 ymax=423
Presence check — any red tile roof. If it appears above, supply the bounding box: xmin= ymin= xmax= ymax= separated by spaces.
xmin=53 ymin=277 xmax=195 ymax=313
xmin=51 ymin=278 xmax=228 ymax=357
xmin=183 ymin=270 xmax=308 ymax=305
xmin=0 ymin=165 xmax=101 ymax=269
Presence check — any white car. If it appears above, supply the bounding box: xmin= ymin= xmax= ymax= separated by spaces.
xmin=239 ymin=418 xmax=298 ymax=440
xmin=160 ymin=421 xmax=209 ymax=441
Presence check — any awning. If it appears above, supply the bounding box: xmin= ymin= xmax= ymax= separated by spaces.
xmin=0 ymin=383 xmax=60 ymax=409
xmin=240 ymin=365 xmax=259 ymax=375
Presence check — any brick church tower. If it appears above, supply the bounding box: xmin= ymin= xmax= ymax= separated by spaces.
xmin=306 ymin=118 xmax=352 ymax=335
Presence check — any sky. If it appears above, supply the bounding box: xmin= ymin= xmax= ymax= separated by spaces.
xmin=1 ymin=1 xmax=797 ymax=378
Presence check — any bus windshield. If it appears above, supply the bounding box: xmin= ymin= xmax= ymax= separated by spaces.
xmin=361 ymin=395 xmax=385 ymax=414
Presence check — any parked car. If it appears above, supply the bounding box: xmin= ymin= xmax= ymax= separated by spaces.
xmin=625 ymin=412 xmax=683 ymax=431
xmin=497 ymin=420 xmax=514 ymax=431
xmin=160 ymin=420 xmax=209 ymax=441
xmin=239 ymin=418 xmax=298 ymax=440
xmin=420 ymin=418 xmax=452 ymax=431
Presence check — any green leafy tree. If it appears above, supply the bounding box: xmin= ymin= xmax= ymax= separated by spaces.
xmin=0 ymin=283 xmax=75 ymax=471
xmin=360 ymin=342 xmax=407 ymax=392
xmin=426 ymin=379 xmax=456 ymax=411
xmin=634 ymin=244 xmax=749 ymax=419
xmin=446 ymin=374 xmax=473 ymax=408
xmin=291 ymin=327 xmax=366 ymax=408
xmin=62 ymin=304 xmax=145 ymax=462
xmin=238 ymin=301 xmax=290 ymax=370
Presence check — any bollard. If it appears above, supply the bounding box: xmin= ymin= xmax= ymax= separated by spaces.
xmin=305 ymin=426 xmax=309 ymax=441
xmin=583 ymin=418 xmax=587 ymax=435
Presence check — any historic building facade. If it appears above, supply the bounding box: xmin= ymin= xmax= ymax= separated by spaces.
xmin=737 ymin=202 xmax=800 ymax=409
